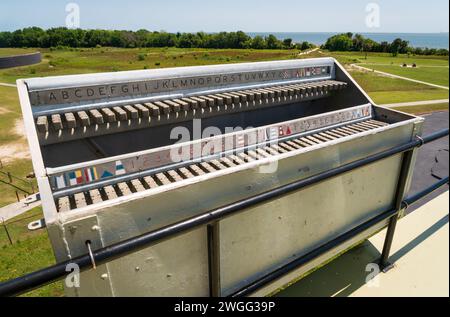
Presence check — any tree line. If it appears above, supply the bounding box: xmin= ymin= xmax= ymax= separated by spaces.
xmin=0 ymin=27 xmax=315 ymax=50
xmin=322 ymin=32 xmax=449 ymax=56
xmin=1 ymin=28 xmax=447 ymax=56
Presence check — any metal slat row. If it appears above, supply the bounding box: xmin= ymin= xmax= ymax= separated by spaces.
xmin=36 ymin=80 xmax=347 ymax=133
xmin=55 ymin=118 xmax=388 ymax=212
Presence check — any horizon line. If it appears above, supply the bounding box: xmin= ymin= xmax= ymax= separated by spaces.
xmin=0 ymin=27 xmax=448 ymax=35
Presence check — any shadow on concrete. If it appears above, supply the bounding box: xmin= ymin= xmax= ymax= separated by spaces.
xmin=390 ymin=214 xmax=448 ymax=263
xmin=276 ymin=213 xmax=448 ymax=297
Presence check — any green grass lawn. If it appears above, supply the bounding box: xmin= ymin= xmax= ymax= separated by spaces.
xmin=349 ymin=69 xmax=449 ymax=104
xmin=328 ymin=50 xmax=449 ymax=87
xmin=0 ymin=48 xmax=38 ymax=57
xmin=0 ymin=47 xmax=298 ymax=84
xmin=0 ymin=85 xmax=23 ymax=144
xmin=0 ymin=206 xmax=64 ymax=297
xmin=359 ymin=64 xmax=449 ymax=87
xmin=0 ymin=84 xmax=35 ymax=208
xmin=392 ymin=102 xmax=449 ymax=115
xmin=330 ymin=51 xmax=449 ymax=66
xmin=0 ymin=158 xmax=36 ymax=208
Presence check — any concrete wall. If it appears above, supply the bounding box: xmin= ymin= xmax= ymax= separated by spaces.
xmin=0 ymin=52 xmax=41 ymax=69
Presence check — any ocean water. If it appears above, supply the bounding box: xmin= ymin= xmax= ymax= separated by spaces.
xmin=247 ymin=32 xmax=449 ymax=49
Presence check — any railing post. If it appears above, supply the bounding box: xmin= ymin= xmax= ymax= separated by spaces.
xmin=379 ymin=149 xmax=415 ymax=272
xmin=207 ymin=222 xmax=221 ymax=297
xmin=1 ymin=218 xmax=13 ymax=245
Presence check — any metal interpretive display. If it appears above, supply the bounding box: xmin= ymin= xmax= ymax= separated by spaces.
xmin=18 ymin=58 xmax=424 ymax=296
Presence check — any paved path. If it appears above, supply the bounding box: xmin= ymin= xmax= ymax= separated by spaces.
xmin=408 ymin=111 xmax=449 ymax=210
xmin=0 ymin=82 xmax=16 ymax=87
xmin=351 ymin=64 xmax=449 ymax=90
xmin=298 ymin=48 xmax=319 ymax=56
xmin=381 ymin=99 xmax=449 ymax=108
xmin=0 ymin=194 xmax=41 ymax=222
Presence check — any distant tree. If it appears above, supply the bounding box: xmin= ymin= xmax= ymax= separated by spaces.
xmin=390 ymin=38 xmax=409 ymax=56
xmin=379 ymin=41 xmax=390 ymax=53
xmin=135 ymin=29 xmax=149 ymax=47
xmin=177 ymin=33 xmax=202 ymax=48
xmin=298 ymin=41 xmax=312 ymax=51
xmin=352 ymin=33 xmax=365 ymax=51
xmin=0 ymin=32 xmax=13 ymax=47
xmin=323 ymin=34 xmax=353 ymax=51
xmin=266 ymin=34 xmax=282 ymax=49
xmin=251 ymin=36 xmax=267 ymax=49
xmin=21 ymin=27 xmax=46 ymax=47
xmin=146 ymin=31 xmax=177 ymax=47
xmin=283 ymin=38 xmax=293 ymax=49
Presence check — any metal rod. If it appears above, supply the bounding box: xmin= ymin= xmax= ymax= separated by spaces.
xmin=0 ymin=129 xmax=448 ymax=297
xmin=379 ymin=150 xmax=415 ymax=271
xmin=1 ymin=218 xmax=13 ymax=246
xmin=0 ymin=179 xmax=32 ymax=195
xmin=422 ymin=128 xmax=449 ymax=144
xmin=207 ymin=222 xmax=221 ymax=297
xmin=405 ymin=177 xmax=449 ymax=206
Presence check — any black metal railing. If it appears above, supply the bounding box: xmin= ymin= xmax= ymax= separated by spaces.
xmin=0 ymin=128 xmax=448 ymax=297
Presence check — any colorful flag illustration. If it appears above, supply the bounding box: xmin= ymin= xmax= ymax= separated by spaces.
xmin=68 ymin=172 xmax=77 ymax=186
xmin=285 ymin=126 xmax=292 ymax=135
xmin=55 ymin=175 xmax=66 ymax=189
xmin=85 ymin=167 xmax=98 ymax=182
xmin=68 ymin=170 xmax=84 ymax=186
xmin=115 ymin=160 xmax=126 ymax=175
xmin=267 ymin=127 xmax=278 ymax=140
xmin=101 ymin=170 xmax=114 ymax=179
xmin=76 ymin=170 xmax=83 ymax=183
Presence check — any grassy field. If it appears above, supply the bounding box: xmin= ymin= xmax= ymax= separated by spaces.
xmin=328 ymin=50 xmax=449 ymax=89
xmin=0 ymin=159 xmax=36 ymax=208
xmin=392 ymin=102 xmax=449 ymax=115
xmin=0 ymin=48 xmax=38 ymax=57
xmin=359 ymin=64 xmax=449 ymax=87
xmin=0 ymin=85 xmax=22 ymax=144
xmin=0 ymin=206 xmax=64 ymax=297
xmin=0 ymin=47 xmax=298 ymax=84
xmin=349 ymin=69 xmax=449 ymax=104
xmin=329 ymin=51 xmax=449 ymax=66
xmin=0 ymin=84 xmax=35 ymax=208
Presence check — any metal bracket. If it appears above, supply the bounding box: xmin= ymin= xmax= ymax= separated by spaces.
xmin=415 ymin=135 xmax=425 ymax=148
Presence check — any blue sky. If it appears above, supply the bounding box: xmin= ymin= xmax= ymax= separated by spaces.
xmin=0 ymin=0 xmax=448 ymax=33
